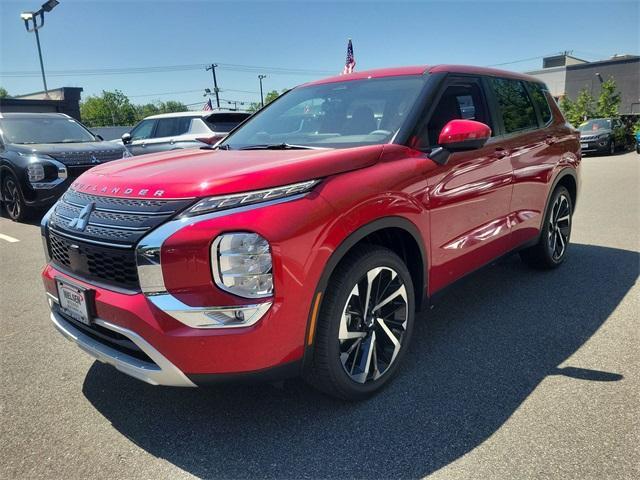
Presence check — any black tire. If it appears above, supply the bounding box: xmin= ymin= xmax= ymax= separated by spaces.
xmin=304 ymin=245 xmax=415 ymax=400
xmin=2 ymin=174 xmax=30 ymax=222
xmin=520 ymin=186 xmax=573 ymax=269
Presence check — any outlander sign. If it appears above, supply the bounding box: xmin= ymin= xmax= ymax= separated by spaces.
xmin=72 ymin=181 xmax=165 ymax=197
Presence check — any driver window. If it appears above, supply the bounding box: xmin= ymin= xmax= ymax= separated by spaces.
xmin=423 ymin=80 xmax=490 ymax=147
xmin=130 ymin=120 xmax=155 ymax=141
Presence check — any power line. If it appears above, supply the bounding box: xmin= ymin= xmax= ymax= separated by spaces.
xmin=0 ymin=62 xmax=334 ymax=78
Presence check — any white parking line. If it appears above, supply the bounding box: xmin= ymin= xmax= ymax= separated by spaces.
xmin=0 ymin=233 xmax=20 ymax=243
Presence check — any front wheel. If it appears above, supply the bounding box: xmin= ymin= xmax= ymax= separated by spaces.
xmin=520 ymin=186 xmax=573 ymax=269
xmin=608 ymin=139 xmax=616 ymax=156
xmin=2 ymin=174 xmax=30 ymax=222
xmin=305 ymin=246 xmax=415 ymax=400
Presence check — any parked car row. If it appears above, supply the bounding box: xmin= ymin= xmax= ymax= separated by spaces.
xmin=0 ymin=110 xmax=250 ymax=220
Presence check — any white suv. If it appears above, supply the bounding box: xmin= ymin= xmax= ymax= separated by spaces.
xmin=121 ymin=110 xmax=250 ymax=156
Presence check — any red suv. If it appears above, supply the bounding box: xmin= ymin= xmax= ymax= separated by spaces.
xmin=41 ymin=65 xmax=580 ymax=399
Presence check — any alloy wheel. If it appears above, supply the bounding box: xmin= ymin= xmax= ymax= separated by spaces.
xmin=547 ymin=193 xmax=571 ymax=261
xmin=610 ymin=140 xmax=615 ymax=155
xmin=3 ymin=178 xmax=21 ymax=220
xmin=338 ymin=266 xmax=408 ymax=384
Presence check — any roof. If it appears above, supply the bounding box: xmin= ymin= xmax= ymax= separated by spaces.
xmin=301 ymin=64 xmax=544 ymax=87
xmin=144 ymin=110 xmax=251 ymax=120
xmin=0 ymin=112 xmax=72 ymax=119
xmin=302 ymin=66 xmax=429 ymax=86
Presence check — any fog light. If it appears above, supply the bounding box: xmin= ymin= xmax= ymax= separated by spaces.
xmin=212 ymin=233 xmax=273 ymax=298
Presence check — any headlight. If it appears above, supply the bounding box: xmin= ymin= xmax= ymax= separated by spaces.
xmin=598 ymin=133 xmax=609 ymax=140
xmin=27 ymin=164 xmax=45 ymax=182
xmin=184 ymin=179 xmax=319 ymax=217
xmin=212 ymin=232 xmax=273 ymax=298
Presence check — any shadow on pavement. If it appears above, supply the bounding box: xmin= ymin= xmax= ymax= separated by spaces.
xmin=82 ymin=243 xmax=638 ymax=479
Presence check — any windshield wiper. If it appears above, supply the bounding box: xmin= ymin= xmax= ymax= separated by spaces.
xmin=237 ymin=143 xmax=316 ymax=150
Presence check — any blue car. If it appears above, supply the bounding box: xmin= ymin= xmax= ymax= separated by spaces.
xmin=636 ymin=131 xmax=640 ymax=154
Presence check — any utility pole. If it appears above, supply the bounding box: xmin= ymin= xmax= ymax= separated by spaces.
xmin=206 ymin=64 xmax=220 ymax=109
xmin=258 ymin=74 xmax=267 ymax=107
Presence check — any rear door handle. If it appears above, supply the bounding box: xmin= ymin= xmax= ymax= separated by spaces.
xmin=545 ymin=135 xmax=557 ymax=145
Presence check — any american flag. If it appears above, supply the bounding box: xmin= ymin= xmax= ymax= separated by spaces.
xmin=342 ymin=39 xmax=356 ymax=74
xmin=203 ymin=98 xmax=213 ymax=111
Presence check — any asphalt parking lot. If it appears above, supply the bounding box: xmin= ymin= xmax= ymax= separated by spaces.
xmin=1 ymin=151 xmax=638 ymax=480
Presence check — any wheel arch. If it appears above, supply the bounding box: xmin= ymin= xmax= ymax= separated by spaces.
xmin=303 ymin=216 xmax=427 ymax=364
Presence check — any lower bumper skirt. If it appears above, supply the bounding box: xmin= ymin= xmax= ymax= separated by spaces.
xmin=50 ymin=306 xmax=195 ymax=387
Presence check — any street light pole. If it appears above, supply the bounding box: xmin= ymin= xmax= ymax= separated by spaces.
xmin=258 ymin=75 xmax=267 ymax=107
xmin=32 ymin=26 xmax=48 ymax=94
xmin=20 ymin=1 xmax=59 ymax=97
xmin=206 ymin=64 xmax=221 ymax=109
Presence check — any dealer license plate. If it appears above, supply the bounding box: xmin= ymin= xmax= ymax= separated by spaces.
xmin=56 ymin=279 xmax=92 ymax=326
xmin=580 ymin=143 xmax=589 ymax=149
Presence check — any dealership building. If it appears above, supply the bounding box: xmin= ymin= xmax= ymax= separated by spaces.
xmin=526 ymin=53 xmax=640 ymax=116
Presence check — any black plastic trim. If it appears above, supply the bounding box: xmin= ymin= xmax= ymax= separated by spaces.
xmin=187 ymin=360 xmax=302 ymax=385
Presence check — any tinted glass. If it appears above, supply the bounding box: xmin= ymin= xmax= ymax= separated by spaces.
xmin=489 ymin=78 xmax=538 ymax=134
xmin=154 ymin=117 xmax=192 ymax=138
xmin=0 ymin=117 xmax=96 ymax=144
xmin=528 ymin=83 xmax=552 ymax=124
xmin=130 ymin=120 xmax=155 ymax=140
xmin=221 ymin=76 xmax=426 ymax=149
xmin=205 ymin=113 xmax=251 ymax=133
xmin=424 ymin=80 xmax=491 ymax=146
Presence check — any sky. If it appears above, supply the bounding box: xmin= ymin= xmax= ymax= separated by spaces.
xmin=1 ymin=0 xmax=638 ymax=110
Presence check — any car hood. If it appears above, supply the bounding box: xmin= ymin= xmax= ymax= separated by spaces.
xmin=10 ymin=142 xmax=126 ymax=165
xmin=580 ymin=129 xmax=612 ymax=137
xmin=71 ymin=145 xmax=384 ymax=199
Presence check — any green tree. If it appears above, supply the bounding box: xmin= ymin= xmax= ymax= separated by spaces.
xmin=0 ymin=87 xmax=9 ymax=99
xmin=560 ymin=88 xmax=595 ymax=127
xmin=80 ymin=90 xmax=137 ymax=127
xmin=248 ymin=89 xmax=285 ymax=112
xmin=596 ymin=78 xmax=621 ymax=118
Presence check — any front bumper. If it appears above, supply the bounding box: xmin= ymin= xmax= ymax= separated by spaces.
xmin=42 ymin=264 xmax=303 ymax=385
xmin=48 ymin=294 xmax=195 ymax=387
xmin=580 ymin=139 xmax=609 ymax=154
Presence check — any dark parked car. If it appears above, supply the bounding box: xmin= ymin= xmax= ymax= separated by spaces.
xmin=578 ymin=118 xmax=628 ymax=155
xmin=0 ymin=112 xmax=131 ymax=221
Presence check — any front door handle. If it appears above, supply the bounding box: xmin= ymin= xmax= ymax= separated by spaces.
xmin=493 ymin=147 xmax=508 ymax=159
xmin=545 ymin=135 xmax=557 ymax=145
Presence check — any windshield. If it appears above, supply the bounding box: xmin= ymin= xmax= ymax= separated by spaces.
xmin=0 ymin=117 xmax=97 ymax=144
xmin=221 ymin=76 xmax=426 ymax=149
xmin=579 ymin=119 xmax=612 ymax=132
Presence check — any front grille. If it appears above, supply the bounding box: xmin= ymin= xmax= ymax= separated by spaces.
xmin=46 ymin=189 xmax=193 ymax=290
xmin=51 ymin=149 xmax=124 ymax=165
xmin=581 ymin=135 xmax=599 ymax=141
xmin=49 ymin=232 xmax=140 ymax=289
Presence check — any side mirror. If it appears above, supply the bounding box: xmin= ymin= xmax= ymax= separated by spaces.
xmin=95 ymin=134 xmax=104 ymax=141
xmin=438 ymin=119 xmax=491 ymax=151
xmin=428 ymin=119 xmax=491 ymax=165
xmin=121 ymin=133 xmax=132 ymax=144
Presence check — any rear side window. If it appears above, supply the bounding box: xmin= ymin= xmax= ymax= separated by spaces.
xmin=154 ymin=117 xmax=192 ymax=138
xmin=528 ymin=83 xmax=552 ymax=125
xmin=488 ymin=78 xmax=538 ymax=134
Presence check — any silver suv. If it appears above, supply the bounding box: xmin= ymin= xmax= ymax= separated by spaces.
xmin=121 ymin=110 xmax=251 ymax=156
